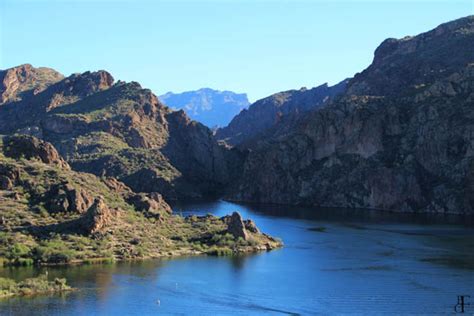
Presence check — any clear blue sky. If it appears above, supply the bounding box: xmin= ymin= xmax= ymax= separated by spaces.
xmin=0 ymin=1 xmax=472 ymax=102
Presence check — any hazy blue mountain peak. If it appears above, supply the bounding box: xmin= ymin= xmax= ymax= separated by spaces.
xmin=159 ymin=88 xmax=250 ymax=127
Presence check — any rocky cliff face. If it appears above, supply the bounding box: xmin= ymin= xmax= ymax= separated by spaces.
xmin=3 ymin=135 xmax=70 ymax=170
xmin=159 ymin=88 xmax=249 ymax=128
xmin=0 ymin=64 xmax=64 ymax=104
xmin=0 ymin=66 xmax=240 ymax=199
xmin=347 ymin=16 xmax=474 ymax=96
xmin=230 ymin=15 xmax=474 ymax=214
xmin=215 ymin=80 xmax=348 ymax=146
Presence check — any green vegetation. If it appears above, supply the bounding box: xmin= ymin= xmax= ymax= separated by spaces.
xmin=205 ymin=246 xmax=234 ymax=256
xmin=0 ymin=231 xmax=115 ymax=266
xmin=0 ymin=274 xmax=71 ymax=298
xmin=0 ymin=136 xmax=282 ymax=266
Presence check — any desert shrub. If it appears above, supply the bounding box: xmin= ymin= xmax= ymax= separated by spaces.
xmin=7 ymin=243 xmax=30 ymax=258
xmin=5 ymin=243 xmax=32 ymax=265
xmin=210 ymin=233 xmax=236 ymax=248
xmin=33 ymin=239 xmax=77 ymax=264
xmin=236 ymin=237 xmax=249 ymax=246
xmin=0 ymin=274 xmax=71 ymax=297
xmin=0 ymin=278 xmax=16 ymax=291
xmin=192 ymin=242 xmax=205 ymax=252
xmin=15 ymin=258 xmax=34 ymax=266
xmin=206 ymin=246 xmax=233 ymax=256
xmin=83 ymin=257 xmax=114 ymax=265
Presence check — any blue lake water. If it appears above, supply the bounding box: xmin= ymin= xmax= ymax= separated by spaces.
xmin=1 ymin=200 xmax=473 ymax=315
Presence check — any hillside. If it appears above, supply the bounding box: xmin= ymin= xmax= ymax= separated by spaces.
xmin=0 ymin=66 xmax=242 ymax=199
xmin=0 ymin=135 xmax=281 ymax=265
xmin=228 ymin=16 xmax=474 ymax=214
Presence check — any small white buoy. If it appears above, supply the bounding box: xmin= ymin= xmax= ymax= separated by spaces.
xmin=156 ymin=299 xmax=160 ymax=306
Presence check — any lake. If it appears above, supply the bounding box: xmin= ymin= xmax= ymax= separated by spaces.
xmin=1 ymin=200 xmax=473 ymax=315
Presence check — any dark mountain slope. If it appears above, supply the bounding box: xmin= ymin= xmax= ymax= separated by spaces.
xmin=229 ymin=15 xmax=474 ymax=214
xmin=215 ymin=80 xmax=348 ymax=146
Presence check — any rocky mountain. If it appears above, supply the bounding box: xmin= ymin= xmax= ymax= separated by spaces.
xmin=1 ymin=15 xmax=472 ymax=221
xmin=0 ymin=135 xmax=280 ymax=265
xmin=0 ymin=64 xmax=63 ymax=104
xmin=215 ymin=80 xmax=348 ymax=146
xmin=0 ymin=65 xmax=243 ymax=199
xmin=228 ymin=15 xmax=474 ymax=214
xmin=159 ymin=88 xmax=249 ymax=128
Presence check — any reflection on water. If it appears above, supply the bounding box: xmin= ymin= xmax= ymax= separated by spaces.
xmin=1 ymin=200 xmax=474 ymax=315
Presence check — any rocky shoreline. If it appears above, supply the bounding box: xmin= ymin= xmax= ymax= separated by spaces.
xmin=0 ymin=135 xmax=282 ymax=268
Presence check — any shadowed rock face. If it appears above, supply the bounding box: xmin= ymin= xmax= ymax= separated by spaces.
xmin=42 ymin=182 xmax=97 ymax=215
xmin=348 ymin=16 xmax=474 ymax=96
xmin=215 ymin=80 xmax=348 ymax=147
xmin=222 ymin=212 xmax=249 ymax=240
xmin=229 ymin=15 xmax=474 ymax=214
xmin=0 ymin=165 xmax=20 ymax=190
xmin=0 ymin=67 xmax=241 ymax=200
xmin=3 ymin=135 xmax=70 ymax=170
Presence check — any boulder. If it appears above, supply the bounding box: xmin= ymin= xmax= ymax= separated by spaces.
xmin=243 ymin=219 xmax=260 ymax=234
xmin=222 ymin=212 xmax=249 ymax=240
xmin=0 ymin=165 xmax=20 ymax=190
xmin=47 ymin=190 xmax=70 ymax=213
xmin=65 ymin=185 xmax=95 ymax=213
xmin=103 ymin=177 xmax=132 ymax=194
xmin=3 ymin=135 xmax=70 ymax=169
xmin=148 ymin=192 xmax=172 ymax=214
xmin=0 ymin=165 xmax=20 ymax=181
xmin=45 ymin=183 xmax=94 ymax=214
xmin=79 ymin=197 xmax=114 ymax=234
xmin=126 ymin=192 xmax=171 ymax=219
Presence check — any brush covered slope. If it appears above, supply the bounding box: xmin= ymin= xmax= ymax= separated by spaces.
xmin=0 ymin=135 xmax=280 ymax=265
xmin=0 ymin=66 xmax=241 ymax=200
xmin=230 ymin=16 xmax=474 ymax=214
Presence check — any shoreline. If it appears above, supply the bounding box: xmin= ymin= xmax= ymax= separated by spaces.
xmin=0 ymin=241 xmax=283 ymax=268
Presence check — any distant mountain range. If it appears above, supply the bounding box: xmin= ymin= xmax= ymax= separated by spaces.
xmin=159 ymin=88 xmax=249 ymax=128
